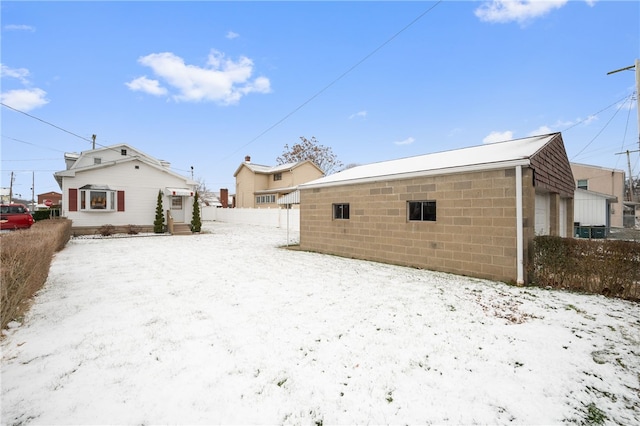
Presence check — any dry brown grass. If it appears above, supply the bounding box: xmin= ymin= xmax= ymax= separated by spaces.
xmin=1 ymin=219 xmax=72 ymax=330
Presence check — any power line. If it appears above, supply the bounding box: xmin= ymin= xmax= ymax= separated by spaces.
xmin=1 ymin=102 xmax=93 ymax=143
xmin=0 ymin=105 xmax=185 ymax=171
xmin=3 ymin=3 xmax=444 ymax=175
xmin=1 ymin=104 xmax=128 ymax=157
xmin=224 ymin=1 xmax=443 ymax=160
xmin=569 ymin=93 xmax=635 ymax=160
xmin=561 ymin=93 xmax=632 ymax=133
xmin=2 ymin=135 xmax=68 ymax=153
xmin=1 ymin=158 xmax=60 ymax=162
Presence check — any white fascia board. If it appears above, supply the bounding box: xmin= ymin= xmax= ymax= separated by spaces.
xmin=300 ymin=159 xmax=531 ymax=190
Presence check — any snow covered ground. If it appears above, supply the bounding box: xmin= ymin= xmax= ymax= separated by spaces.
xmin=1 ymin=222 xmax=639 ymax=425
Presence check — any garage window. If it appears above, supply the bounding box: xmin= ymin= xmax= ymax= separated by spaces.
xmin=333 ymin=203 xmax=350 ymax=220
xmin=408 ymin=201 xmax=436 ymax=221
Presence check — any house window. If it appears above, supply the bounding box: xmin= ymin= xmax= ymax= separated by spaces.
xmin=408 ymin=201 xmax=436 ymax=221
xmin=121 ymin=149 xmax=127 ymax=156
xmin=274 ymin=173 xmax=282 ymax=181
xmin=171 ymin=196 xmax=183 ymax=210
xmin=80 ymin=189 xmax=116 ymax=211
xmin=256 ymin=195 xmax=276 ymax=204
xmin=333 ymin=203 xmax=350 ymax=220
xmin=577 ymin=179 xmax=588 ymax=190
xmin=94 ymin=158 xmax=101 ymax=165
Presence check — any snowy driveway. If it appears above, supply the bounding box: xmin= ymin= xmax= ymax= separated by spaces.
xmin=2 ymin=222 xmax=639 ymax=425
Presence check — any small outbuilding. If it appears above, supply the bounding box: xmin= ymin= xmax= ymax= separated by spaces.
xmin=298 ymin=133 xmax=575 ymax=285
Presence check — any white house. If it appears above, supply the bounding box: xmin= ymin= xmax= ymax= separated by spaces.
xmin=54 ymin=144 xmax=197 ymax=234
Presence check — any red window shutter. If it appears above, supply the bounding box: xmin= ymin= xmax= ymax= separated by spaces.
xmin=68 ymin=188 xmax=78 ymax=212
xmin=117 ymin=191 xmax=125 ymax=212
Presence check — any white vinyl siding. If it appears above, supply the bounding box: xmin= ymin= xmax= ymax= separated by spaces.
xmin=573 ymin=190 xmax=610 ymax=227
xmin=62 ymin=160 xmax=194 ymax=227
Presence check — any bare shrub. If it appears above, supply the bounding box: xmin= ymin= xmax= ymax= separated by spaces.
xmin=98 ymin=224 xmax=115 ymax=236
xmin=531 ymin=236 xmax=640 ymax=301
xmin=1 ymin=219 xmax=72 ymax=330
xmin=126 ymin=224 xmax=141 ymax=235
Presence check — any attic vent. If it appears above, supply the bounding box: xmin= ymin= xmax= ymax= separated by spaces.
xmin=121 ymin=149 xmax=127 ymax=156
xmin=94 ymin=158 xmax=101 ymax=165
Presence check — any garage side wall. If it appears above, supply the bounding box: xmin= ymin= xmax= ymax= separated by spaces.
xmin=301 ymin=168 xmax=532 ymax=283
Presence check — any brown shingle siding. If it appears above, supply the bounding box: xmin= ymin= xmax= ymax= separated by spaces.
xmin=530 ymin=133 xmax=575 ymax=196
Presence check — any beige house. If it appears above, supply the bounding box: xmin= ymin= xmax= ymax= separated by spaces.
xmin=570 ymin=163 xmax=625 ymax=228
xmin=298 ymin=133 xmax=575 ymax=285
xmin=233 ymin=156 xmax=324 ymax=208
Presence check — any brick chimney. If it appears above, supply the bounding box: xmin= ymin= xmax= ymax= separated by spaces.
xmin=220 ymin=188 xmax=228 ymax=208
xmin=244 ymin=155 xmax=251 ymax=163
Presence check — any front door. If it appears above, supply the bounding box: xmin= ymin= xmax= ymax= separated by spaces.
xmin=170 ymin=196 xmax=185 ymax=222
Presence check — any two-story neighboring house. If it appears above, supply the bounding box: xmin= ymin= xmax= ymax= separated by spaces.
xmin=570 ymin=163 xmax=625 ymax=229
xmin=233 ymin=156 xmax=324 ymax=208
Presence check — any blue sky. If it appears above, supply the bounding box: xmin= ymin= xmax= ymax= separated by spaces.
xmin=1 ymin=1 xmax=639 ymax=199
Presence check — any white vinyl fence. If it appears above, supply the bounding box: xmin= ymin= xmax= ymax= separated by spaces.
xmin=201 ymin=207 xmax=300 ymax=231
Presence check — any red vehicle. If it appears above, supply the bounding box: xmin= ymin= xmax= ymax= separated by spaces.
xmin=0 ymin=203 xmax=34 ymax=230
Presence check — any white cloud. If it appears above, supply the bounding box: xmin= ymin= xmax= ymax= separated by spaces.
xmin=0 ymin=88 xmax=48 ymax=111
xmin=1 ymin=64 xmax=49 ymax=111
xmin=1 ymin=64 xmax=30 ymax=84
xmin=125 ymin=76 xmax=168 ymax=96
xmin=529 ymin=115 xmax=599 ymax=135
xmin=475 ymin=0 xmax=569 ymax=24
xmin=349 ymin=110 xmax=367 ymax=120
xmin=4 ymin=24 xmax=35 ymax=32
xmin=393 ymin=137 xmax=415 ymax=146
xmin=128 ymin=50 xmax=271 ymax=104
xmin=527 ymin=125 xmax=552 ymax=136
xmin=483 ymin=130 xmax=513 ymax=143
xmin=226 ymin=31 xmax=239 ymax=39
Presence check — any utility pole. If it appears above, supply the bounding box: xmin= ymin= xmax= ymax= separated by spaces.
xmin=615 ymin=149 xmax=640 ymax=201
xmin=31 ymin=171 xmax=35 ymax=211
xmin=92 ymin=134 xmax=96 ymax=150
xmin=607 ymin=59 xmax=640 ymax=150
xmin=9 ymin=171 xmax=14 ymax=202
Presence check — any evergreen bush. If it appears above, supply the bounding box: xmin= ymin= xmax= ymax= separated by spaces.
xmin=191 ymin=191 xmax=202 ymax=233
xmin=153 ymin=190 xmax=165 ymax=233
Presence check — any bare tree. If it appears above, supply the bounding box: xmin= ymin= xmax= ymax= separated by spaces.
xmin=341 ymin=163 xmax=360 ymax=171
xmin=276 ymin=136 xmax=343 ymax=175
xmin=195 ymin=176 xmax=210 ymax=196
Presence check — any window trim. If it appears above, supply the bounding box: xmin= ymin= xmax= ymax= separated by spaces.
xmin=256 ymin=194 xmax=276 ymax=204
xmin=408 ymin=200 xmax=436 ymax=222
xmin=577 ymin=179 xmax=588 ymax=190
xmin=333 ymin=203 xmax=350 ymax=220
xmin=171 ymin=196 xmax=183 ymax=210
xmin=79 ymin=189 xmax=116 ymax=211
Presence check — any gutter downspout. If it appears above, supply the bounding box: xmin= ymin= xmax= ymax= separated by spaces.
xmin=516 ymin=165 xmax=524 ymax=285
